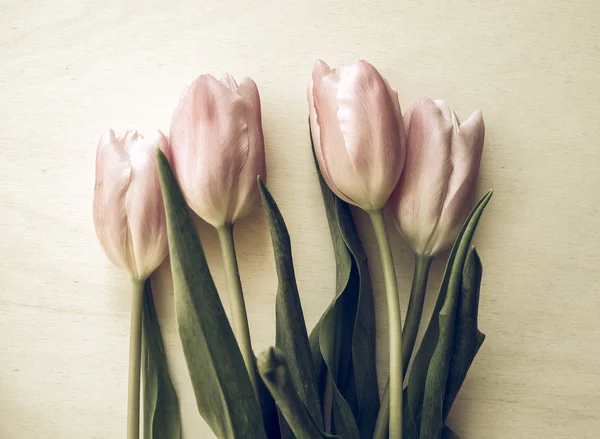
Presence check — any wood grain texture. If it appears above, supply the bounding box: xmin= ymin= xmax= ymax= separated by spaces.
xmin=1 ymin=0 xmax=599 ymax=437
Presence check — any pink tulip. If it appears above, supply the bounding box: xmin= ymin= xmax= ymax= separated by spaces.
xmin=388 ymin=98 xmax=485 ymax=256
xmin=93 ymin=129 xmax=169 ymax=280
xmin=308 ymin=59 xmax=405 ymax=210
xmin=169 ymin=73 xmax=266 ymax=227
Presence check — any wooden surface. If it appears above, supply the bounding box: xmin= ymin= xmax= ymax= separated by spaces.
xmin=1 ymin=1 xmax=600 ymax=438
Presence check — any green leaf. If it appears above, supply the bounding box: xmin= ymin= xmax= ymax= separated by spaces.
xmin=441 ymin=425 xmax=461 ymax=439
xmin=329 ymin=382 xmax=360 ymax=439
xmin=309 ymin=319 xmax=327 ymax=407
xmin=312 ymin=189 xmax=360 ymax=439
xmin=256 ymin=357 xmax=283 ymax=439
xmin=157 ymin=150 xmax=266 ymax=439
xmin=142 ymin=279 xmax=181 ymax=439
xmin=406 ymin=190 xmax=493 ymax=438
xmin=443 ymin=248 xmax=486 ymax=420
xmin=257 ymin=347 xmax=341 ymax=439
xmin=308 ymin=127 xmax=379 ymax=439
xmin=336 ymin=198 xmax=379 ymax=437
xmin=258 ymin=178 xmax=324 ymax=438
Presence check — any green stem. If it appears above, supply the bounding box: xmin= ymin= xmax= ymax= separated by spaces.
xmin=372 ymin=254 xmax=433 ymax=439
xmin=368 ymin=209 xmax=403 ymax=439
xmin=128 ymin=278 xmax=144 ymax=439
xmin=402 ymin=254 xmax=433 ymax=371
xmin=216 ymin=223 xmax=259 ymax=397
xmin=372 ymin=381 xmax=390 ymax=439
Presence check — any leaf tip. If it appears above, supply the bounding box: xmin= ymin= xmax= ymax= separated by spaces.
xmin=155 ymin=146 xmax=169 ymax=169
xmin=257 ymin=175 xmax=268 ymax=199
xmin=257 ymin=346 xmax=284 ymax=373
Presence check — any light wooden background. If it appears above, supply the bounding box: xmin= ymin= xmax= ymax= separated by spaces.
xmin=2 ymin=1 xmax=599 ymax=438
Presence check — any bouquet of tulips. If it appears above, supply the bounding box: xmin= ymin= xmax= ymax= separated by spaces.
xmin=93 ymin=59 xmax=490 ymax=439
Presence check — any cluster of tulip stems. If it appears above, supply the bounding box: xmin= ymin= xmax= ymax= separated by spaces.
xmin=93 ymin=59 xmax=491 ymax=439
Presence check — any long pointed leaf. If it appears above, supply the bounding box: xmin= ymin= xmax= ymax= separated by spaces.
xmin=443 ymin=248 xmax=486 ymax=420
xmin=258 ymin=178 xmax=324 ymax=438
xmin=335 ymin=198 xmax=379 ymax=437
xmin=442 ymin=425 xmax=461 ymax=439
xmin=258 ymin=347 xmax=341 ymax=439
xmin=309 ymin=127 xmax=379 ymax=439
xmin=142 ymin=279 xmax=181 ymax=439
xmin=407 ymin=190 xmax=493 ymax=437
xmin=157 ymin=150 xmax=266 ymax=439
xmin=414 ymin=191 xmax=492 ymax=438
xmin=256 ymin=357 xmax=282 ymax=439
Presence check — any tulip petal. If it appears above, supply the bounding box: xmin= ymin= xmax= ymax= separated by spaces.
xmin=390 ymin=98 xmax=453 ymax=255
xmin=230 ymin=77 xmax=266 ymax=222
xmin=170 ymin=74 xmax=251 ymax=227
xmin=311 ymin=59 xmax=404 ymax=210
xmin=389 ymin=99 xmax=485 ymax=256
xmin=125 ymin=131 xmax=170 ymax=279
xmin=432 ymin=110 xmax=485 ymax=253
xmin=308 ymin=75 xmax=354 ymax=206
xmin=313 ymin=63 xmax=372 ymax=207
xmin=93 ymin=129 xmax=170 ymax=279
xmin=221 ymin=72 xmax=239 ymax=91
xmin=335 ymin=61 xmax=404 ymax=207
xmin=93 ymin=129 xmax=133 ymax=273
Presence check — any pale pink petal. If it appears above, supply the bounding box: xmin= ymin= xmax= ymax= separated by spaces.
xmin=221 ymin=72 xmax=239 ymax=91
xmin=93 ymin=129 xmax=132 ymax=273
xmin=125 ymin=131 xmax=169 ymax=279
xmin=311 ymin=59 xmax=404 ymax=209
xmin=389 ymin=98 xmax=453 ymax=254
xmin=308 ymin=76 xmax=354 ymax=205
xmin=93 ymin=129 xmax=170 ymax=279
xmin=431 ymin=110 xmax=485 ymax=252
xmin=336 ymin=60 xmax=404 ymax=207
xmin=169 ymin=73 xmax=264 ymax=227
xmin=312 ymin=61 xmax=361 ymax=205
xmin=389 ymin=99 xmax=485 ymax=256
xmin=230 ymin=77 xmax=266 ymax=222
xmin=237 ymin=77 xmax=265 ymax=175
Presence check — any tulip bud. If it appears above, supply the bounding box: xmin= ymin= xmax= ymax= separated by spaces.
xmin=388 ymin=98 xmax=485 ymax=256
xmin=308 ymin=59 xmax=405 ymax=210
xmin=169 ymin=73 xmax=266 ymax=228
xmin=93 ymin=129 xmax=169 ymax=280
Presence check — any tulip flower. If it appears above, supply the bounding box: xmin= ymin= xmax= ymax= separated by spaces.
xmin=375 ymin=99 xmax=485 ymax=437
xmin=169 ymin=73 xmax=266 ymax=228
xmin=308 ymin=59 xmax=405 ymax=439
xmin=93 ymin=129 xmax=169 ymax=280
xmin=93 ymin=128 xmax=170 ymax=439
xmin=308 ymin=59 xmax=405 ymax=211
xmin=388 ymin=98 xmax=485 ymax=258
xmin=169 ymin=73 xmax=266 ymax=396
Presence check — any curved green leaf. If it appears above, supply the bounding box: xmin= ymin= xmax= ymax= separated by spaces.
xmin=442 ymin=425 xmax=461 ymax=439
xmin=258 ymin=347 xmax=341 ymax=439
xmin=443 ymin=248 xmax=486 ymax=420
xmin=407 ymin=190 xmax=493 ymax=439
xmin=142 ymin=279 xmax=181 ymax=439
xmin=157 ymin=150 xmax=266 ymax=439
xmin=308 ymin=127 xmax=379 ymax=439
xmin=335 ymin=198 xmax=379 ymax=437
xmin=258 ymin=178 xmax=324 ymax=438
xmin=256 ymin=357 xmax=282 ymax=439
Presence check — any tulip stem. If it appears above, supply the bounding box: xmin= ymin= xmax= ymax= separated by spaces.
xmin=403 ymin=254 xmax=433 ymax=370
xmin=368 ymin=209 xmax=403 ymax=439
xmin=127 ymin=278 xmax=144 ymax=439
xmin=372 ymin=254 xmax=433 ymax=439
xmin=217 ymin=224 xmax=259 ymax=398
